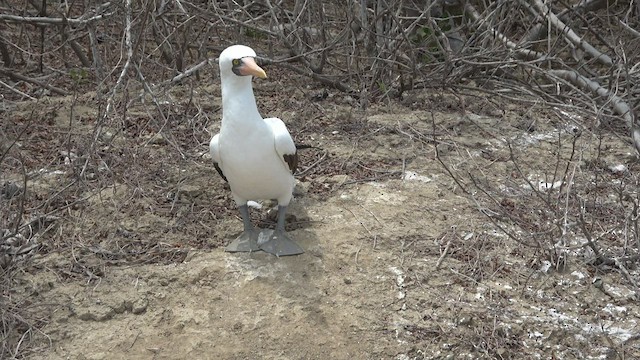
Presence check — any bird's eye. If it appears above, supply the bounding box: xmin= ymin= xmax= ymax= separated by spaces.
xmin=232 ymin=59 xmax=241 ymax=66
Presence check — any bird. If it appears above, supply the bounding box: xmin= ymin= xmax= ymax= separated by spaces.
xmin=209 ymin=44 xmax=304 ymax=257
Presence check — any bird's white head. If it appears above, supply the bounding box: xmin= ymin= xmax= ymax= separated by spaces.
xmin=218 ymin=45 xmax=267 ymax=80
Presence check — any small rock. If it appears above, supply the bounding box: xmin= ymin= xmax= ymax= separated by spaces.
xmin=457 ymin=315 xmax=472 ymax=326
xmin=1 ymin=182 xmax=23 ymax=199
xmin=0 ymin=254 xmax=11 ymax=269
xmin=403 ymin=171 xmax=432 ymax=183
xmin=111 ymin=300 xmax=133 ymax=314
xmin=326 ymin=174 xmax=349 ymax=183
xmin=496 ymin=348 xmax=508 ymax=357
xmin=293 ymin=181 xmax=309 ymax=197
xmin=148 ymin=133 xmax=167 ymax=145
xmin=487 ymin=108 xmax=504 ymax=118
xmin=178 ymin=185 xmax=203 ymax=200
xmin=81 ymin=352 xmax=107 ymax=360
xmin=510 ymin=323 xmax=523 ymax=335
xmin=77 ymin=305 xmax=115 ymax=321
xmin=132 ymin=298 xmax=148 ymax=314
xmin=609 ymin=164 xmax=627 ymax=173
xmin=343 ymin=278 xmax=352 ymax=285
xmin=100 ymin=130 xmax=116 ymax=143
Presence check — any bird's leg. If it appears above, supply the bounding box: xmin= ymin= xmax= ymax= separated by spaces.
xmin=225 ymin=205 xmax=260 ymax=252
xmin=259 ymin=205 xmax=304 ymax=256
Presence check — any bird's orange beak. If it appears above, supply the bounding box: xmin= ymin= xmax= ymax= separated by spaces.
xmin=239 ymin=57 xmax=267 ymax=79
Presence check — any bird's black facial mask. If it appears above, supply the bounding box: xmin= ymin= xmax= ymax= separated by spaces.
xmin=230 ymin=56 xmax=267 ymax=79
xmin=231 ymin=58 xmax=244 ymax=76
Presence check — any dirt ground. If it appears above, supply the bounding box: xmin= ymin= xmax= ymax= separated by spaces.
xmin=2 ymin=72 xmax=640 ymax=359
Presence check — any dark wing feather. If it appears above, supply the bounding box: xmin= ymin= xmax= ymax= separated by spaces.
xmin=213 ymin=162 xmax=228 ymax=182
xmin=283 ymin=152 xmax=299 ymax=175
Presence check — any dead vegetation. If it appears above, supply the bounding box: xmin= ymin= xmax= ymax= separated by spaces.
xmin=1 ymin=0 xmax=640 ymax=358
xmin=436 ymin=98 xmax=640 ymax=277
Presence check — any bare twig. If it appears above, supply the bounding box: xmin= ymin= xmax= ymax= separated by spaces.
xmin=465 ymin=3 xmax=549 ymax=61
xmin=345 ymin=207 xmax=378 ymax=266
xmin=166 ymin=57 xmax=217 ymax=86
xmin=531 ymin=0 xmax=613 ymax=66
xmin=296 ymin=150 xmax=328 ymax=177
xmin=0 ymin=79 xmax=36 ymax=100
xmin=547 ymin=69 xmax=637 ymax=151
xmin=82 ymin=0 xmax=134 ymax=177
xmin=260 ymin=57 xmax=356 ymax=94
xmin=0 ymin=68 xmax=68 ymax=95
xmin=0 ymin=13 xmax=114 ymax=25
xmin=619 ymin=19 xmax=640 ymax=38
xmin=435 ymin=237 xmax=453 ymax=270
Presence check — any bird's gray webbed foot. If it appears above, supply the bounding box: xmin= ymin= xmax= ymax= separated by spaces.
xmin=225 ymin=204 xmax=261 ymax=253
xmin=225 ymin=229 xmax=260 ymax=252
xmin=258 ymin=205 xmax=303 ymax=256
xmin=258 ymin=229 xmax=304 ymax=257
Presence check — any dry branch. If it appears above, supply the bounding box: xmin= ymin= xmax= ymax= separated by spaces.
xmin=0 ymin=13 xmax=113 ymax=26
xmin=205 ymin=14 xmax=278 ymax=38
xmin=522 ymin=0 xmax=610 ymax=43
xmin=104 ymin=0 xmax=134 ymax=117
xmin=168 ymin=57 xmax=216 ymax=85
xmin=464 ymin=3 xmax=548 ymax=61
xmin=0 ymin=33 xmax=12 ymax=67
xmin=547 ymin=69 xmax=638 ymax=151
xmin=619 ymin=19 xmax=640 ymax=38
xmin=0 ymin=68 xmax=68 ymax=95
xmin=64 ymin=28 xmax=92 ymax=68
xmin=531 ymin=0 xmax=613 ymax=66
xmin=0 ymin=79 xmax=36 ymax=100
xmin=79 ymin=0 xmax=131 ymax=177
xmin=261 ymin=58 xmax=356 ymax=94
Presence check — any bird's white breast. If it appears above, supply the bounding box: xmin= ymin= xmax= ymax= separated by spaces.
xmin=219 ymin=119 xmax=294 ymax=205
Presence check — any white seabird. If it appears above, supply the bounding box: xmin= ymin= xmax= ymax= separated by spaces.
xmin=210 ymin=44 xmax=303 ymax=256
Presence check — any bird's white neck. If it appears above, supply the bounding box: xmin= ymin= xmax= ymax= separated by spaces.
xmin=221 ymin=74 xmax=261 ymax=124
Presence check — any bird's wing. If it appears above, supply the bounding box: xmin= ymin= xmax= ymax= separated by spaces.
xmin=209 ymin=133 xmax=228 ymax=182
xmin=264 ymin=117 xmax=298 ymax=174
